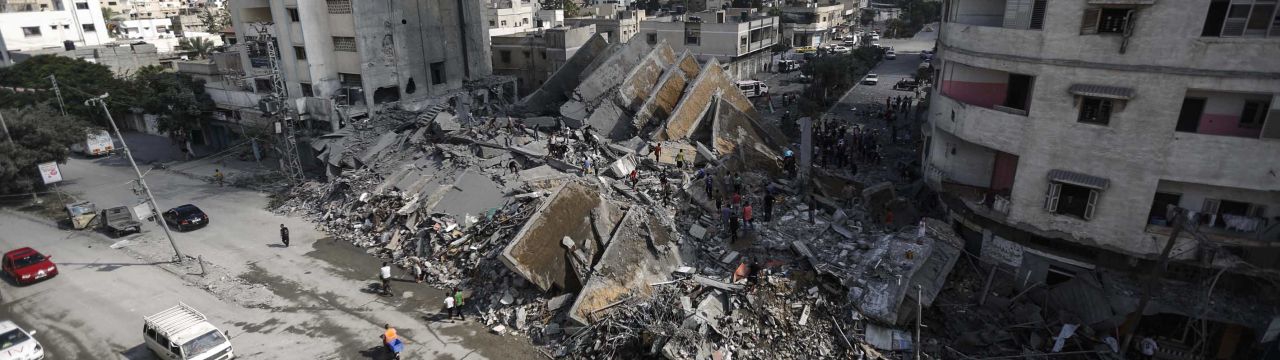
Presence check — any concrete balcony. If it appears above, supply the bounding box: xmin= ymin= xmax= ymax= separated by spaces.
xmin=1166 ymin=132 xmax=1280 ymax=192
xmin=940 ymin=22 xmax=1044 ymax=59
xmin=785 ymin=21 xmax=832 ymax=33
xmin=931 ymin=94 xmax=1029 ymax=155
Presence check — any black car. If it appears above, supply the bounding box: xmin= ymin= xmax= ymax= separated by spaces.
xmin=162 ymin=204 xmax=208 ymax=231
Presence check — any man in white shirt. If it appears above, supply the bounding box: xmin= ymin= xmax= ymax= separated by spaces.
xmin=379 ymin=262 xmax=393 ymax=296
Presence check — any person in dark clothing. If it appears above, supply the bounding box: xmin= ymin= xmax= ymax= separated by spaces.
xmin=762 ymin=194 xmax=774 ymax=222
xmin=508 ymin=160 xmax=519 ymax=175
xmin=728 ymin=213 xmax=740 ymax=243
xmin=280 ymin=224 xmax=290 ymax=247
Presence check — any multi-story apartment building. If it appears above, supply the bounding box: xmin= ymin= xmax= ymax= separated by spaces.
xmin=102 ymin=0 xmax=185 ymax=19
xmin=779 ymin=1 xmax=845 ymax=46
xmin=926 ymin=0 xmax=1279 ymax=356
xmin=564 ymin=4 xmax=645 ymax=44
xmin=491 ymin=24 xmax=597 ymax=95
xmin=226 ymin=0 xmax=494 ymax=122
xmin=487 ymin=0 xmax=538 ymax=36
xmin=0 ymin=0 xmax=111 ymax=51
xmin=638 ymin=8 xmax=779 ymax=79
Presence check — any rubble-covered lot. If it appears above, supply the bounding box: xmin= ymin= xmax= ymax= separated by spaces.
xmin=269 ymin=35 xmax=1280 ymax=360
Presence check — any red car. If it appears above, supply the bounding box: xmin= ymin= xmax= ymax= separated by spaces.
xmin=2 ymin=248 xmax=58 ymax=285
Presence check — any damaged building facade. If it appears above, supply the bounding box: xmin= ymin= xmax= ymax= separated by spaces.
xmin=226 ymin=0 xmax=498 ymax=126
xmin=927 ymin=0 xmax=1280 ymax=357
xmin=491 ymin=24 xmax=598 ymax=96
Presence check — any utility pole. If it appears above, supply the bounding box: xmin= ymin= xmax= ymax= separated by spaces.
xmin=49 ymin=75 xmax=67 ymax=117
xmin=1119 ymin=208 xmax=1186 ymax=358
xmin=86 ymin=94 xmax=184 ymax=262
xmin=0 ymin=111 xmax=13 ymax=144
xmin=255 ymin=27 xmax=304 ymax=183
xmin=915 ymin=284 xmax=923 ymax=360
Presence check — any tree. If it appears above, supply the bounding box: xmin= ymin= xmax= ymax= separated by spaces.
xmin=123 ymin=66 xmax=216 ymax=137
xmin=0 ymin=55 xmax=130 ymax=126
xmin=178 ymin=37 xmax=215 ymax=59
xmin=0 ymin=105 xmax=89 ymax=194
xmin=543 ymin=0 xmax=581 ymax=17
xmin=200 ymin=8 xmax=230 ymax=34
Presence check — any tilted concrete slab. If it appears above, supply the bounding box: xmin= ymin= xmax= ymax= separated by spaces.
xmin=660 ymin=58 xmax=762 ymax=142
xmin=568 ymin=208 xmax=682 ymax=325
xmin=618 ymin=44 xmax=677 ymax=112
xmin=579 ymin=42 xmax=677 ymax=140
xmin=518 ymin=35 xmax=611 ymax=114
xmin=500 ymin=182 xmax=616 ymax=292
xmin=560 ymin=38 xmax=657 ymax=121
xmin=633 ymin=52 xmax=699 ymax=133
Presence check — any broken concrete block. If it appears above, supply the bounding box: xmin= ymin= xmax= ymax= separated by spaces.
xmin=689 ymin=224 xmax=707 ymax=240
xmin=720 ymin=251 xmax=739 ymax=264
xmin=547 ymin=293 xmax=576 ymax=311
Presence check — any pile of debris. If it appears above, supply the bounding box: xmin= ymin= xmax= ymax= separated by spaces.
xmin=271 ymin=33 xmax=971 ymax=360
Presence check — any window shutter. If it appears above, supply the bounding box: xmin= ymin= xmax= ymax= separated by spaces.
xmin=1044 ymin=182 xmax=1061 ymax=212
xmin=1084 ymin=189 xmax=1099 ymax=220
xmin=1030 ymin=0 xmax=1048 ymax=30
xmin=1201 ymin=198 xmax=1220 ymax=214
xmin=1003 ymin=0 xmax=1032 ymax=29
xmin=1081 ymin=8 xmax=1101 ymax=34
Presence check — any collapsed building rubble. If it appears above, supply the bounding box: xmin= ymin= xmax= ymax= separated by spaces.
xmin=269 ymin=35 xmax=1056 ymax=360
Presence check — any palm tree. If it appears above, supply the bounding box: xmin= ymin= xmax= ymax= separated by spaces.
xmin=178 ymin=37 xmax=215 ymax=59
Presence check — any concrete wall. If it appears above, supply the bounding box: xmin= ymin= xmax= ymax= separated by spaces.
xmin=118 ymin=18 xmax=173 ymax=39
xmin=927 ymin=128 xmax=996 ymax=189
xmin=927 ymin=0 xmax=1280 ymax=258
xmin=939 ymin=61 xmax=1008 ymax=109
xmin=638 ymin=14 xmax=778 ymax=61
xmin=1185 ymin=90 xmax=1271 ymax=138
xmin=0 ymin=0 xmax=111 ymax=51
xmin=1156 ymin=180 xmax=1280 ymax=221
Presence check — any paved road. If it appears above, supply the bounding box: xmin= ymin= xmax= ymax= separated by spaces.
xmin=0 ymin=148 xmax=539 ymax=359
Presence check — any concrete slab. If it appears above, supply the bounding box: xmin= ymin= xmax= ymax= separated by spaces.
xmin=568 ymin=209 xmax=682 ymax=325
xmin=500 ymin=183 xmax=607 ymax=292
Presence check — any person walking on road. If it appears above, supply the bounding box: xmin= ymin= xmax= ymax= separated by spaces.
xmin=379 ymin=262 xmax=393 ymax=296
xmin=452 ymin=288 xmax=466 ymax=320
xmin=443 ymin=293 xmax=457 ymax=321
xmin=382 ymin=324 xmax=401 ymax=359
xmin=213 ymin=169 xmax=225 ymax=187
xmin=279 ymin=224 xmax=290 ymax=247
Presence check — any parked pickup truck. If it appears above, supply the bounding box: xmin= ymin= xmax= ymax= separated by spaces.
xmin=893 ymin=79 xmax=921 ymax=91
xmin=102 ymin=206 xmax=142 ymax=237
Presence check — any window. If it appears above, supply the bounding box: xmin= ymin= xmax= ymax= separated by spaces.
xmin=300 ymin=83 xmax=314 ymax=97
xmin=75 ymin=2 xmax=89 ymax=9
xmin=1203 ymin=0 xmax=1279 ymax=37
xmin=1077 ymin=97 xmax=1113 ymax=125
xmin=332 ymin=37 xmax=356 ymax=52
xmin=1080 ymin=7 xmax=1135 ymax=34
xmin=1045 ymin=182 xmax=1099 ymax=220
xmin=501 ymin=20 xmax=508 ymax=27
xmin=339 ymin=73 xmax=361 ymax=87
xmin=1240 ymin=100 xmax=1270 ymax=128
xmin=490 ymin=20 xmax=496 ymax=27
xmin=540 ymin=51 xmax=546 ymax=60
xmin=1030 ymin=0 xmax=1047 ymax=30
xmin=21 ymin=26 xmax=41 ymax=37
xmin=294 ymin=46 xmax=307 ymax=60
xmin=83 ymin=24 xmax=96 ymax=32
xmin=646 ymin=33 xmax=657 ymax=44
xmin=326 ymin=0 xmax=351 ymax=14
xmin=255 ymin=78 xmax=274 ymax=93
xmin=500 ymin=50 xmax=511 ymax=63
xmin=430 ymin=62 xmax=445 ymax=85
xmin=287 ymin=8 xmax=300 ymax=22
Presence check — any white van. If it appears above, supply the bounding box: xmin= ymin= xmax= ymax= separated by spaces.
xmin=143 ymin=304 xmax=234 ymax=360
xmin=69 ymin=129 xmax=114 ymax=156
xmin=736 ymin=80 xmax=769 ymax=98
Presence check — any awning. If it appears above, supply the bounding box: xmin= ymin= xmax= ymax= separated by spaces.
xmin=1068 ymin=84 xmax=1135 ymax=100
xmin=1048 ymin=169 xmax=1110 ymax=190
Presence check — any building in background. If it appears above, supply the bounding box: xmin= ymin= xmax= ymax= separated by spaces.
xmin=0 ymin=0 xmax=112 ymax=51
xmin=778 ymin=1 xmax=845 ymax=46
xmin=638 ymin=8 xmax=778 ymax=79
xmin=564 ymin=4 xmax=645 ymax=44
xmin=492 ymin=24 xmax=597 ymax=95
xmin=926 ymin=0 xmax=1279 ymax=356
xmin=9 ymin=42 xmax=158 ymax=74
xmin=487 ymin=0 xmax=538 ymax=36
xmin=102 ymin=0 xmax=185 ymax=20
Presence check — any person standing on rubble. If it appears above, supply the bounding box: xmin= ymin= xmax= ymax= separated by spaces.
xmin=279 ymin=224 xmax=290 ymax=248
xmin=652 ymin=142 xmax=662 ymax=163
xmin=379 ymin=262 xmax=393 ymax=296
xmin=508 ymin=160 xmax=520 ymax=176
xmin=721 ymin=204 xmax=731 ymax=230
xmin=728 ymin=209 xmax=740 ymax=243
xmin=743 ymin=201 xmax=754 ymax=230
xmin=629 ymin=169 xmax=639 ymax=188
xmin=675 ymin=150 xmax=686 ymax=169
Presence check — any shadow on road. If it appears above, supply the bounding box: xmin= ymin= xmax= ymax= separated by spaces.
xmin=120 ymin=343 xmax=159 ymax=360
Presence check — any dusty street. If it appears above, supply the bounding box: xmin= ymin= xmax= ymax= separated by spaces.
xmin=0 ymin=150 xmax=540 ymax=359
